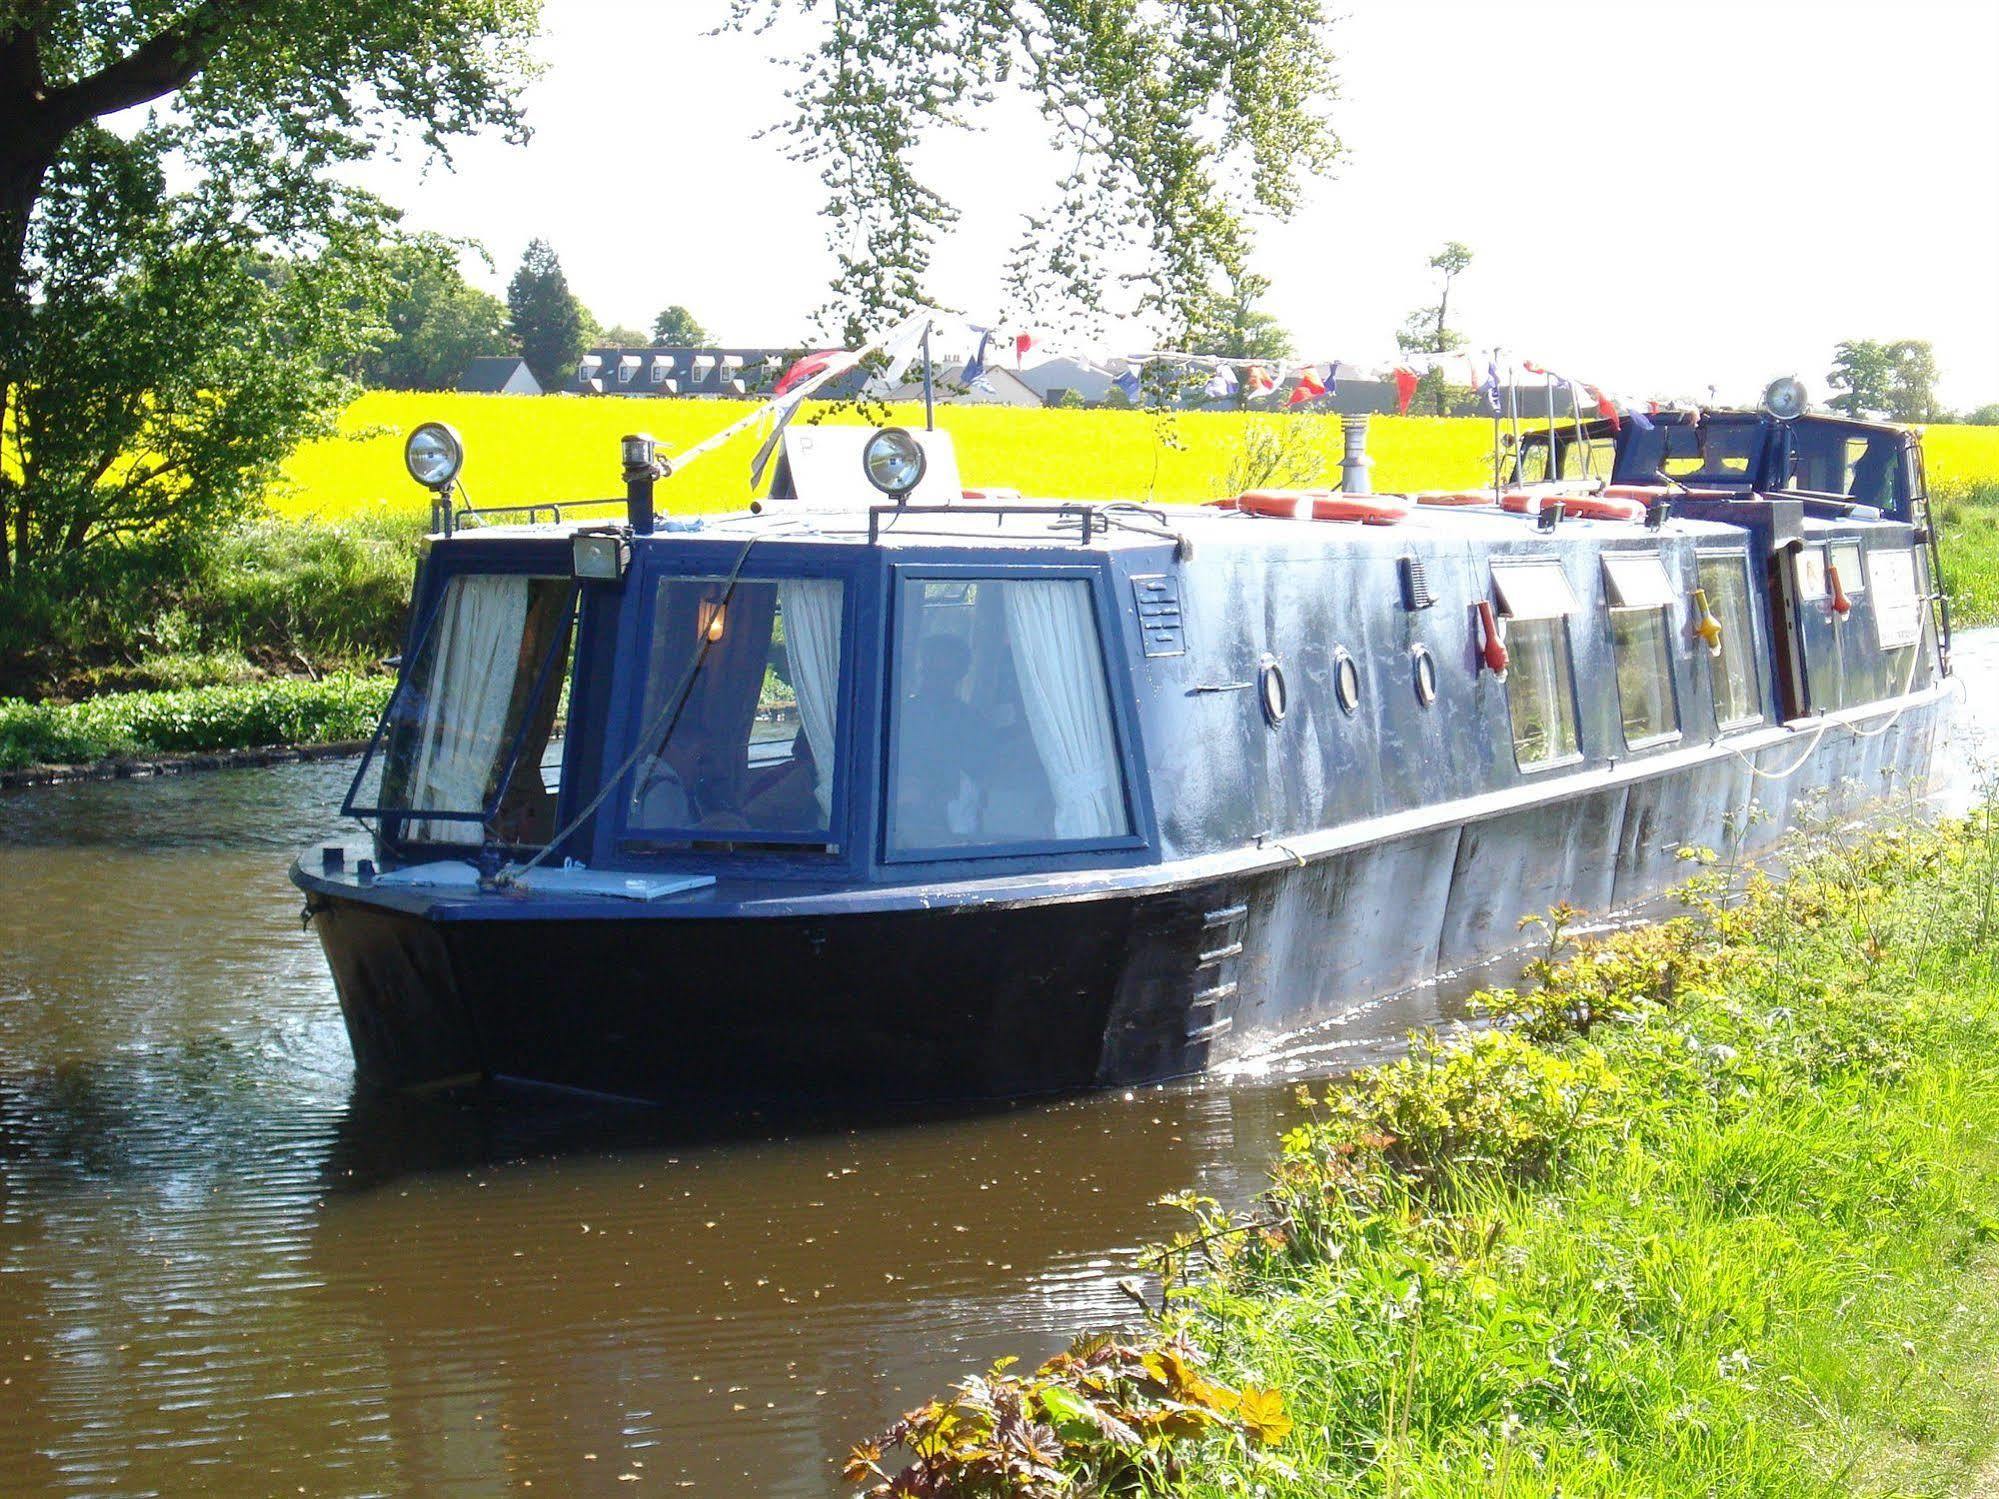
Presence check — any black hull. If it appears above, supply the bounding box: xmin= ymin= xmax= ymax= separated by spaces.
xmin=305 ymin=695 xmax=1945 ymax=1104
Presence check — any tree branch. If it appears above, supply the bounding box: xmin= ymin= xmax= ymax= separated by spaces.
xmin=44 ymin=2 xmax=242 ymax=130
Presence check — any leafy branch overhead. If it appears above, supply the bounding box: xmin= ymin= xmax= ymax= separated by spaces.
xmin=726 ymin=0 xmax=1341 ymax=346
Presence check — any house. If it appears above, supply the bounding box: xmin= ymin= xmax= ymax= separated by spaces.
xmin=458 ymin=356 xmax=542 ymax=396
xmin=1019 ymin=355 xmax=1114 ymax=407
xmin=571 ymin=345 xmax=866 ymax=399
xmin=879 ymin=362 xmax=1043 ymax=408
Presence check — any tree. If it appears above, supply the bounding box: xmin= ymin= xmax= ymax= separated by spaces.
xmin=0 ymin=1 xmax=540 ymax=581
xmin=360 ymin=236 xmax=510 ymax=391
xmin=598 ymin=323 xmax=648 ymax=348
xmin=1198 ymin=275 xmax=1294 ymax=364
xmin=1827 ymin=340 xmax=1892 ymax=417
xmin=1966 ymin=404 xmax=1999 ymax=427
xmin=1828 ymin=338 xmax=1941 ymax=423
xmin=1396 ymin=241 xmax=1473 ymax=416
xmin=507 ymin=239 xmax=591 ymax=389
xmin=728 ymin=0 xmax=1339 ymax=345
xmin=652 ymin=305 xmax=708 ymax=346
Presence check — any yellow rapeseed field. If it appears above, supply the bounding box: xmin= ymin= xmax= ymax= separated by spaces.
xmin=274 ymin=391 xmax=1999 ymax=522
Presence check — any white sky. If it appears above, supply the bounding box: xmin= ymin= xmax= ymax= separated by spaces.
xmin=353 ymin=0 xmax=1999 ymax=408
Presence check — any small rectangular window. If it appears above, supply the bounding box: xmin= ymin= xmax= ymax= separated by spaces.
xmin=1602 ymin=552 xmax=1675 ymax=610
xmin=1503 ymin=617 xmax=1581 ymax=771
xmin=890 ymin=576 xmax=1129 ymax=854
xmin=1794 ymin=546 xmax=1827 ymax=601
xmin=1492 ymin=560 xmax=1581 ymax=620
xmin=1867 ymin=548 xmax=1924 ymax=649
xmin=1697 ymin=554 xmax=1761 ymax=727
xmin=1830 ymin=539 xmax=1865 ymax=593
xmin=1610 ymin=607 xmax=1679 ymax=747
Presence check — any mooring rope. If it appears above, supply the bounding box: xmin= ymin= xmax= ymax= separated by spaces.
xmin=1725 ymin=628 xmax=1928 ymax=782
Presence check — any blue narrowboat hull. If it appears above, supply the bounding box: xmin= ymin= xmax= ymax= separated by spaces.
xmin=296 ymin=683 xmax=1946 ymax=1104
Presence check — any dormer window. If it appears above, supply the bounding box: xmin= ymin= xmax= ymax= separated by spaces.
xmin=649 ymin=354 xmax=675 ymax=386
xmin=618 ymin=354 xmax=640 ymax=386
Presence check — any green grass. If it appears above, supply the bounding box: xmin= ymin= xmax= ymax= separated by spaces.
xmin=0 ymin=673 xmax=391 ymax=770
xmin=1936 ymin=477 xmax=1999 ymax=633
xmin=851 ymin=813 xmax=1999 ymax=1497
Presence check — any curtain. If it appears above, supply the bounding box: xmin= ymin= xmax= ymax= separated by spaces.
xmin=1001 ymin=581 xmax=1127 ymax=840
xmin=777 ymin=579 xmax=843 ymax=817
xmin=408 ymin=575 xmax=531 ymax=843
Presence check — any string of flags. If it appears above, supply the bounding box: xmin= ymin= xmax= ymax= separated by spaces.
xmin=770 ymin=307 xmax=1691 ymax=429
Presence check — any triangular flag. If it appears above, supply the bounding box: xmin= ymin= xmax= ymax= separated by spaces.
xmin=1586 ymin=384 xmax=1622 ymax=432
xmin=1112 ymin=366 xmax=1143 ymax=403
xmin=1244 ymin=364 xmax=1276 ymax=399
xmin=963 ymin=330 xmax=991 ymax=385
xmin=1014 ymin=333 xmax=1034 ymax=368
xmin=1203 ymin=366 xmax=1239 ymax=401
xmin=1288 ymin=365 xmax=1328 ymax=406
xmin=1393 ymin=366 xmax=1420 ymax=415
xmin=774 ymin=349 xmax=844 ymax=397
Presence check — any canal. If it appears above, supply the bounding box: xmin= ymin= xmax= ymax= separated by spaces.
xmin=2 ymin=632 xmax=1990 ymax=1495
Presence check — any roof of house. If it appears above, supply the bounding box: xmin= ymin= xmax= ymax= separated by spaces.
xmin=881 ymin=362 xmax=1043 ymax=407
xmin=459 ymin=356 xmax=541 ymax=395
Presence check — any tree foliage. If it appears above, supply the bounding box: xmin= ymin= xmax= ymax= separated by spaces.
xmin=652 ymin=304 xmax=708 ymax=346
xmin=0 ymin=0 xmax=542 ymax=581
xmin=1397 ymin=240 xmax=1472 ymax=415
xmin=359 ymin=236 xmax=511 ymax=392
xmin=1827 ymin=338 xmax=1942 ymax=424
xmin=507 ymin=238 xmax=590 ymax=388
xmin=727 ymin=0 xmax=1340 ymax=346
xmin=1197 ymin=273 xmax=1294 ymax=364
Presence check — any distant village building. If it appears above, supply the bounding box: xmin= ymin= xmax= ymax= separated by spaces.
xmin=458 ymin=356 xmax=542 ymax=396
xmin=1019 ymin=356 xmax=1114 ymax=407
xmin=882 ymin=362 xmax=1043 ymax=408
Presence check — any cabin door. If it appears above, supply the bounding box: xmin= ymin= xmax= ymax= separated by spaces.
xmin=1767 ymin=547 xmax=1812 ymax=720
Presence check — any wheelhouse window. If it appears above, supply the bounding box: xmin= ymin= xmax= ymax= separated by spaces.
xmin=625 ymin=576 xmax=846 ymax=847
xmin=1601 ymin=552 xmax=1681 ymax=749
xmin=1830 ymin=539 xmax=1865 ymax=598
xmin=1696 ymin=554 xmax=1761 ymax=728
xmin=889 ymin=576 xmax=1129 ymax=855
xmin=1491 ymin=562 xmax=1582 ymax=771
xmin=365 ymin=573 xmax=577 ymax=848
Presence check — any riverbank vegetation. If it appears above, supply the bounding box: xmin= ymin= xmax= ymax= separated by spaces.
xmin=850 ymin=808 xmax=1999 ymax=1496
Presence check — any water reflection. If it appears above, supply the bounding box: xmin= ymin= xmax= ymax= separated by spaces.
xmin=0 ymin=632 xmax=1989 ymax=1494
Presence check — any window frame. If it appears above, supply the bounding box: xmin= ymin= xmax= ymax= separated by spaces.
xmin=1695 ymin=549 xmax=1766 ymax=730
xmin=1491 ymin=561 xmax=1585 ymax=776
xmin=342 ymin=552 xmax=584 ymax=855
xmin=1600 ymin=552 xmax=1682 ymax=753
xmin=602 ymin=550 xmax=865 ymax=865
xmin=881 ymin=562 xmax=1146 ymax=865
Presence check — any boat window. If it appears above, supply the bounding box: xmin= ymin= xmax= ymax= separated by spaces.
xmin=1602 ymin=553 xmax=1675 ymax=610
xmin=1503 ymin=618 xmax=1581 ymax=770
xmin=1492 ymin=560 xmax=1581 ymax=620
xmin=1830 ymin=540 xmax=1865 ymax=594
xmin=1794 ymin=545 xmax=1827 ymax=601
xmin=369 ymin=573 xmax=578 ymax=847
xmin=1867 ymin=548 xmax=1924 ymax=650
xmin=1661 ymin=421 xmax=1759 ymax=481
xmin=625 ymin=576 xmax=846 ymax=846
xmin=889 ymin=577 xmax=1130 ymax=854
xmin=1609 ymin=607 xmax=1679 ymax=747
xmin=1696 ymin=555 xmax=1761 ymax=727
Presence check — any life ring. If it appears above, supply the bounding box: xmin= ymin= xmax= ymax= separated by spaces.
xmin=1500 ymin=490 xmax=1647 ymax=524
xmin=1226 ymin=489 xmax=1409 ymax=525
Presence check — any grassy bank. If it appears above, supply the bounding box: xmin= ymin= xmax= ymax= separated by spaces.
xmin=1937 ymin=477 xmax=1999 ymax=631
xmin=849 ymin=810 xmax=1999 ymax=1496
xmin=0 ymin=674 xmax=391 ymax=771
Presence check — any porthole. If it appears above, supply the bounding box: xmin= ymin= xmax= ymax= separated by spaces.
xmin=1412 ymin=645 xmax=1438 ymax=706
xmin=1333 ymin=648 xmax=1361 ymax=716
xmin=1259 ymin=656 xmax=1287 ymax=726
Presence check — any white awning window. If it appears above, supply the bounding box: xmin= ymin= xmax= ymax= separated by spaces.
xmin=1868 ymin=548 xmax=1923 ymax=649
xmin=1492 ymin=561 xmax=1581 ymax=620
xmin=1601 ymin=552 xmax=1675 ymax=610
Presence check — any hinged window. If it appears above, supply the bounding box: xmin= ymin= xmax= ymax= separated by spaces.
xmin=1492 ymin=561 xmax=1581 ymax=620
xmin=1601 ymin=552 xmax=1674 ymax=610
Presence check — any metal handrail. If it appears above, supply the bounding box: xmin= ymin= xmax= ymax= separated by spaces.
xmin=866 ymin=502 xmax=1107 ymax=545
xmin=452 ymin=497 xmax=627 ymax=529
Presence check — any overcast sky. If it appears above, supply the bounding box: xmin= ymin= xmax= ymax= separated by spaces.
xmin=351 ymin=0 xmax=1999 ymax=408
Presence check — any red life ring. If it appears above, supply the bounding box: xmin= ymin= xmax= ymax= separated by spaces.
xmin=1226 ymin=489 xmax=1409 ymax=525
xmin=1412 ymin=490 xmax=1495 ymax=507
xmin=1500 ymin=490 xmax=1647 ymax=524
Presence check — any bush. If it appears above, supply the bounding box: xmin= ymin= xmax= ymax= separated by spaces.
xmin=0 ymin=674 xmax=392 ymax=770
xmin=0 ymin=507 xmax=420 ymax=697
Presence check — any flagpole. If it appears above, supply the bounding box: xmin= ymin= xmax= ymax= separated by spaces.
xmin=921 ymin=323 xmax=935 ymax=431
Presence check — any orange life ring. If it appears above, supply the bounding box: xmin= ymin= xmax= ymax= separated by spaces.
xmin=1227 ymin=489 xmax=1409 ymax=525
xmin=1500 ymin=490 xmax=1647 ymax=524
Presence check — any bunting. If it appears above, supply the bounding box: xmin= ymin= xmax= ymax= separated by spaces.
xmin=1392 ymin=367 xmax=1420 ymax=415
xmin=1287 ymin=364 xmax=1328 ymax=407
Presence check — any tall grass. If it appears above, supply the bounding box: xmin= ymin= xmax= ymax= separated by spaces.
xmin=849 ymin=812 xmax=1999 ymax=1496
xmin=1935 ymin=477 xmax=1999 ymax=631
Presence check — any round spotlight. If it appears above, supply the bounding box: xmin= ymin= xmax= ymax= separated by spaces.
xmin=862 ymin=427 xmax=927 ymax=499
xmin=1760 ymin=377 xmax=1809 ymax=421
xmin=404 ymin=423 xmax=465 ymax=490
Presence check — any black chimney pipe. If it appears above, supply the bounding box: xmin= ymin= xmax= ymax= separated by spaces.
xmin=622 ymin=433 xmax=658 ymax=534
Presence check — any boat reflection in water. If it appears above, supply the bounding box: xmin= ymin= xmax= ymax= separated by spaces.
xmin=296 ymin=366 xmax=1953 ymax=1105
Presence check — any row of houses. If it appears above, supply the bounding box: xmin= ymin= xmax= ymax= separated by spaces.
xmin=459 ymin=348 xmax=1591 ymax=417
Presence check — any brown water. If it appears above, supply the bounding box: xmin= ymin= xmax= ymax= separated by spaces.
xmin=2 ymin=631 xmax=1990 ymax=1497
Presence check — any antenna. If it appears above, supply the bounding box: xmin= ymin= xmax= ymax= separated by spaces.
xmin=920 ymin=322 xmax=935 ymax=431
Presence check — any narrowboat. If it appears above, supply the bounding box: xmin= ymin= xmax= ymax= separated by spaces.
xmin=295 ymin=384 xmax=1953 ymax=1103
